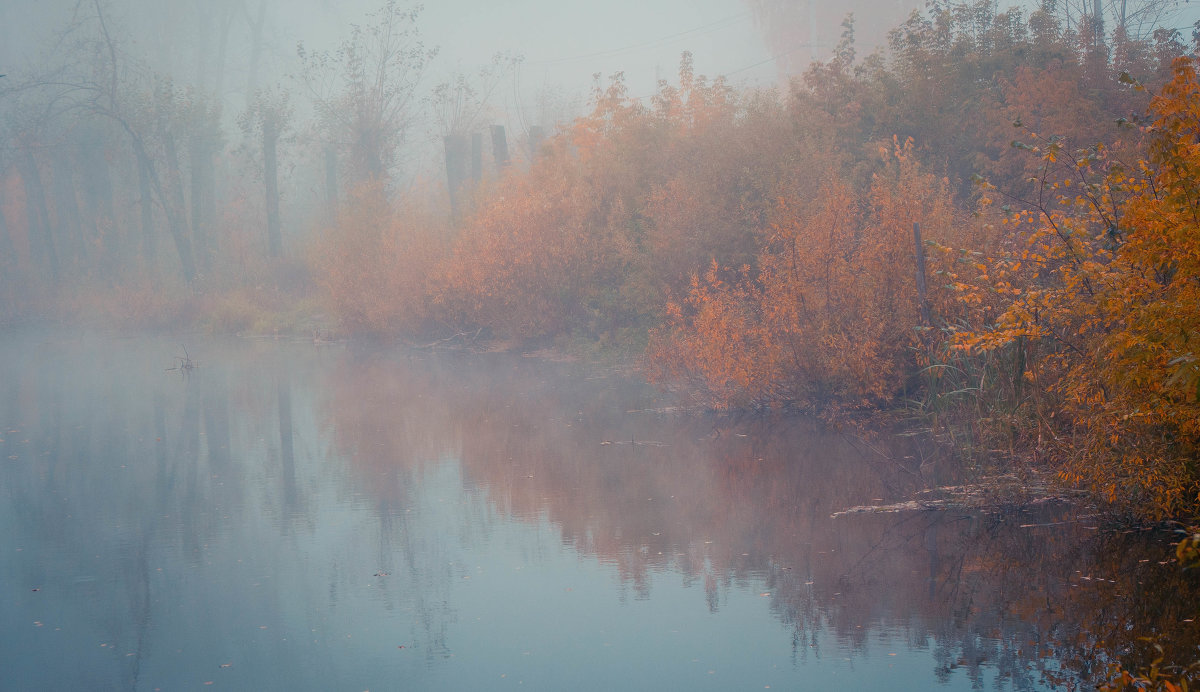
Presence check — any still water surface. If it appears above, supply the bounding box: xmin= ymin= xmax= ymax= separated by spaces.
xmin=1 ymin=330 xmax=1196 ymax=690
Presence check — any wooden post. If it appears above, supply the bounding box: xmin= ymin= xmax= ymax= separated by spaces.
xmin=528 ymin=125 xmax=545 ymax=160
xmin=490 ymin=125 xmax=509 ymax=170
xmin=470 ymin=132 xmax=483 ymax=184
xmin=913 ymin=222 xmax=931 ymax=327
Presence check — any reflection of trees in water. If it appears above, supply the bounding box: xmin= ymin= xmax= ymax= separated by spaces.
xmin=0 ymin=334 xmax=228 ymax=687
xmin=0 ymin=334 xmax=460 ymax=688
xmin=322 ymin=348 xmax=1200 ymax=690
xmin=6 ymin=334 xmax=1194 ymax=689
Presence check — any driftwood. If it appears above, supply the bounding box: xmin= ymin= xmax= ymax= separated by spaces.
xmin=405 ymin=327 xmax=483 ymax=350
xmin=165 ymin=345 xmax=197 ymax=372
xmin=831 ymin=478 xmax=1087 ymax=518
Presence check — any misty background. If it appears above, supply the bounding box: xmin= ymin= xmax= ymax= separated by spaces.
xmin=0 ymin=0 xmax=1197 ymax=297
xmin=4 ymin=0 xmax=1195 ymax=179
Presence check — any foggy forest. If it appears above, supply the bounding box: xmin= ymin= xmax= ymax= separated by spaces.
xmin=4 ymin=0 xmax=1200 ymax=689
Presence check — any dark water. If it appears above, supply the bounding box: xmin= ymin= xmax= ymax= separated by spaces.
xmin=2 ymin=330 xmax=1197 ymax=691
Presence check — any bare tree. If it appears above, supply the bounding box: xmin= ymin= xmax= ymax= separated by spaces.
xmin=82 ymin=0 xmax=198 ymax=282
xmin=239 ymin=88 xmax=292 ymax=258
xmin=1042 ymin=0 xmax=1192 ymax=41
xmin=427 ymin=53 xmax=520 ymax=139
xmin=297 ymin=0 xmax=437 ymax=187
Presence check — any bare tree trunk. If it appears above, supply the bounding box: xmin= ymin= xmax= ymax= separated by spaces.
xmin=160 ymin=125 xmax=197 ymax=282
xmin=263 ymin=114 xmax=282 ymax=258
xmin=490 ymin=125 xmax=509 ymax=170
xmin=136 ymin=135 xmax=195 ymax=283
xmin=912 ymin=222 xmax=931 ymax=327
xmin=80 ymin=133 xmax=116 ymax=258
xmin=51 ymin=147 xmax=84 ymax=265
xmin=136 ymin=146 xmax=157 ymax=263
xmin=359 ymin=128 xmax=385 ymax=183
xmin=18 ymin=148 xmax=58 ymax=281
xmin=188 ymin=134 xmax=216 ymax=272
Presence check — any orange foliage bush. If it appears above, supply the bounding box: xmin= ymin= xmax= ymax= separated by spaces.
xmin=432 ymin=146 xmax=628 ymax=341
xmin=313 ymin=181 xmax=448 ymax=335
xmin=954 ymin=57 xmax=1200 ymax=517
xmin=648 ymin=139 xmax=975 ymax=410
xmin=434 ymin=55 xmax=795 ymax=343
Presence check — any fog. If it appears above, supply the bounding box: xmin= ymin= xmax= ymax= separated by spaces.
xmin=0 ymin=0 xmax=1197 ymax=347
xmin=2 ymin=0 xmax=1196 ymax=296
xmin=4 ymin=2 xmax=1200 ymax=688
xmin=0 ymin=0 xmax=778 ymax=164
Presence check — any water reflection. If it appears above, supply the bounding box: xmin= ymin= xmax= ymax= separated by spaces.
xmin=1 ymin=331 xmax=1197 ymax=690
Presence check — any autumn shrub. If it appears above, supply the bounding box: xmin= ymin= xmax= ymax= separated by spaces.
xmin=647 ymin=139 xmax=974 ymax=411
xmin=432 ymin=141 xmax=630 ymax=342
xmin=313 ymin=181 xmax=448 ymax=336
xmin=433 ymin=56 xmax=789 ymax=345
xmin=635 ymin=89 xmax=808 ymax=313
xmin=953 ymin=57 xmax=1200 ymax=518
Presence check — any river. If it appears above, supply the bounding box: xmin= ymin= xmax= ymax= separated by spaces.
xmin=1 ymin=329 xmax=1195 ymax=690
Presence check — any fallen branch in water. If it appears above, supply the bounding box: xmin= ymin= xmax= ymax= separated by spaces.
xmin=406 ymin=327 xmax=483 ymax=350
xmin=831 ymin=477 xmax=1087 ymax=517
xmin=165 ymin=346 xmax=197 ymax=372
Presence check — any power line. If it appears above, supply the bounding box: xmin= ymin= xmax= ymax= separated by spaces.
xmin=720 ymin=43 xmax=825 ymax=78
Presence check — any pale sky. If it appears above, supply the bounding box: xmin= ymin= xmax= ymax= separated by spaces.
xmin=420 ymin=0 xmax=776 ymax=92
xmin=281 ymin=0 xmax=777 ymax=130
